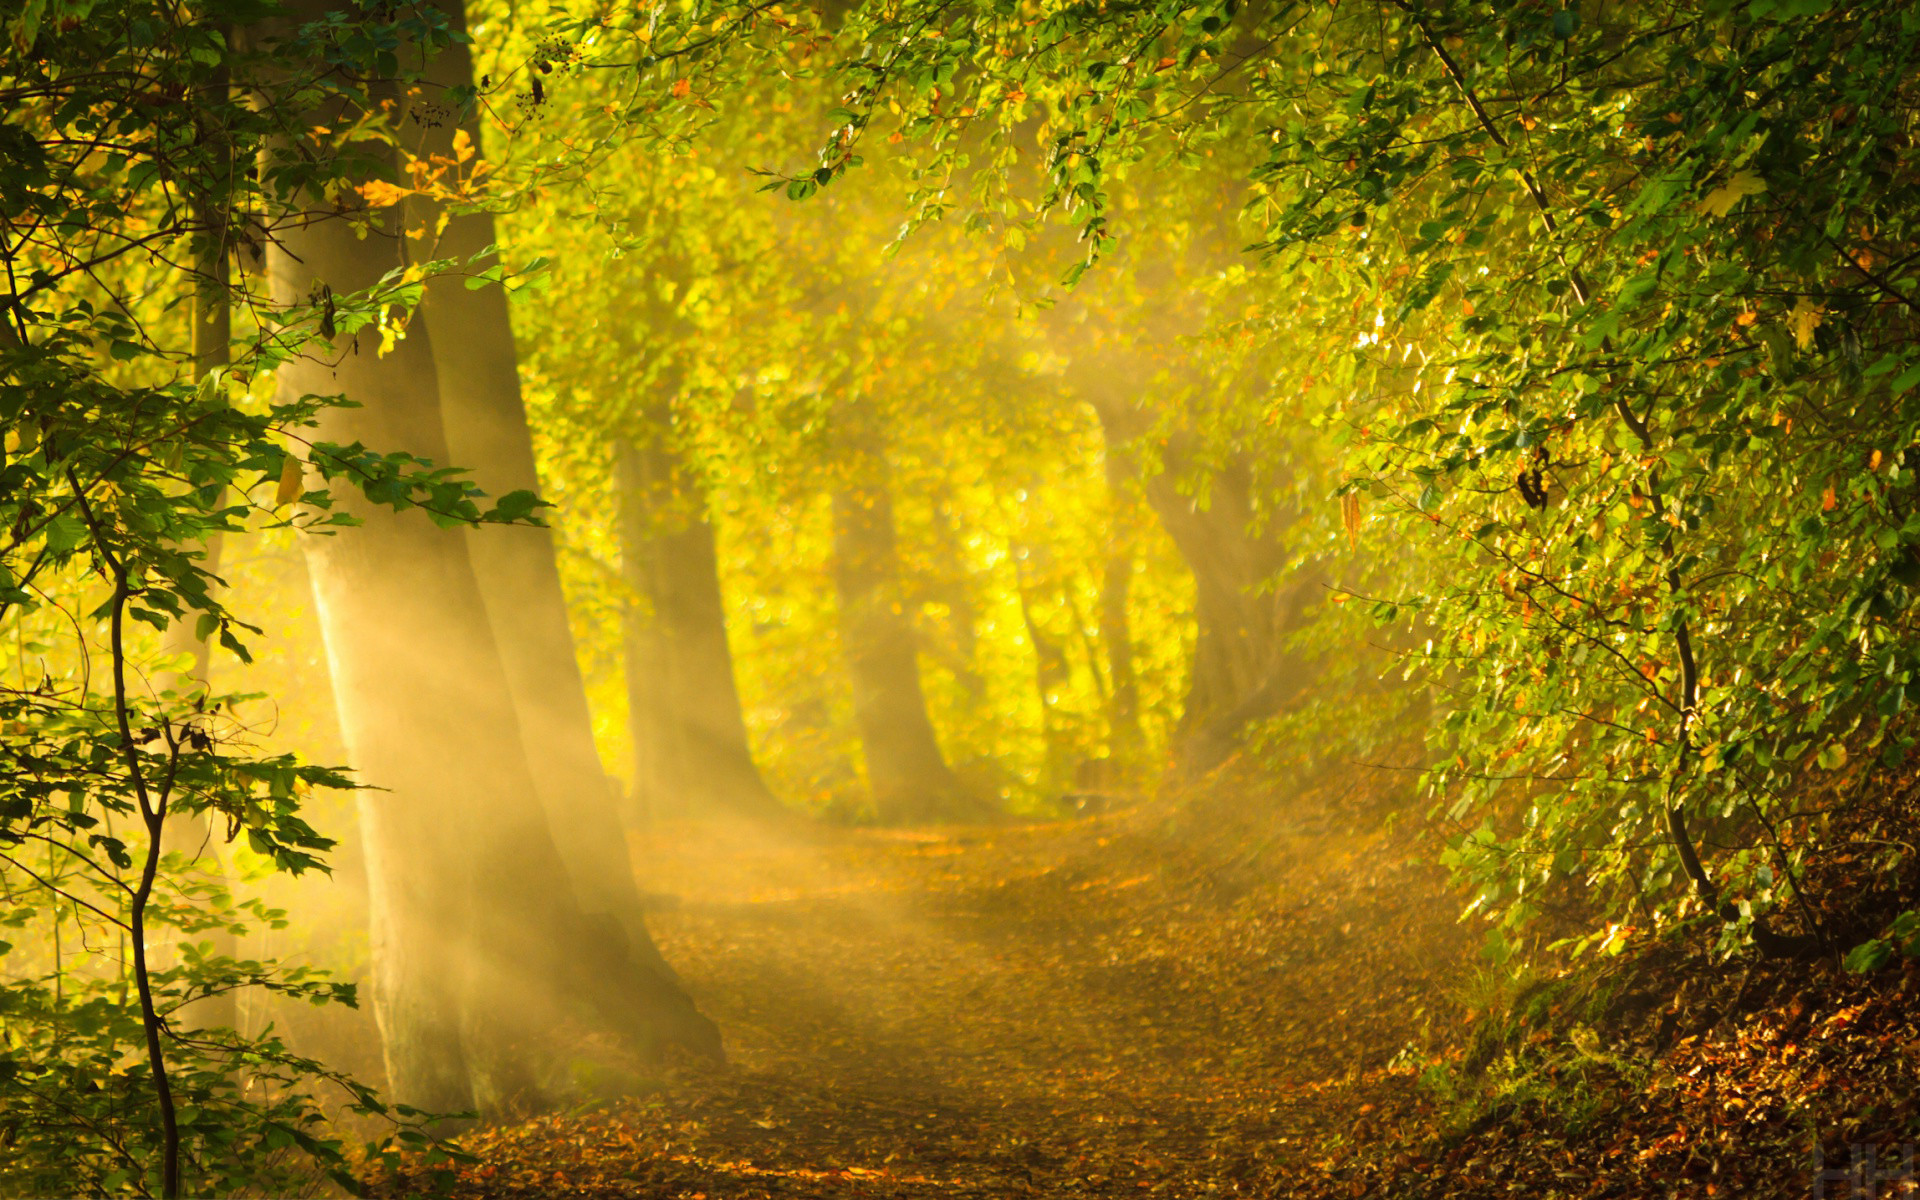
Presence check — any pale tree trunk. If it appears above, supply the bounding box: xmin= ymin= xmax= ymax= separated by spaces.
xmin=268 ymin=41 xmax=717 ymax=1114
xmin=271 ymin=211 xmax=537 ymax=1112
xmin=159 ymin=259 xmax=225 ymax=689
xmin=615 ymin=425 xmax=779 ymax=820
xmin=407 ymin=0 xmax=685 ymax=975
xmin=618 ymin=438 xmax=682 ymax=821
xmin=831 ymin=454 xmax=985 ymax=823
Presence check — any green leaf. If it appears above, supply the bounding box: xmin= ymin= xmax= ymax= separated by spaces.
xmin=485 ymin=488 xmax=543 ymax=523
xmin=1844 ymin=938 xmax=1893 ymax=973
xmin=42 ymin=514 xmax=86 ymax=555
xmin=1893 ymin=910 xmax=1920 ymax=955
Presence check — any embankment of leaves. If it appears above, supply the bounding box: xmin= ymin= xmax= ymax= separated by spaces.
xmin=1278 ymin=768 xmax=1920 ymax=1200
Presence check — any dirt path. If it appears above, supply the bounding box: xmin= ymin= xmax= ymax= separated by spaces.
xmin=442 ymin=781 xmax=1470 ymax=1197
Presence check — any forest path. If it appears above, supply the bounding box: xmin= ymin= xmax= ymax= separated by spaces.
xmin=449 ymin=778 xmax=1470 ymax=1197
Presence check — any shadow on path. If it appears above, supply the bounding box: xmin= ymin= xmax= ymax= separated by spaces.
xmin=435 ymin=775 xmax=1471 ymax=1197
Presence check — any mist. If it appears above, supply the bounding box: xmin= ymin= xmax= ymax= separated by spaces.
xmin=7 ymin=1 xmax=1920 ymax=1197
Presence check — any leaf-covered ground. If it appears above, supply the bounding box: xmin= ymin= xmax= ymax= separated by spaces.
xmin=375 ymin=770 xmax=1920 ymax=1199
xmin=386 ymin=771 xmax=1466 ymax=1197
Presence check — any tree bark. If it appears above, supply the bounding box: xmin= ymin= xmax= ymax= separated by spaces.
xmin=271 ymin=212 xmax=539 ymax=1112
xmin=1091 ymin=403 xmax=1318 ymax=768
xmin=616 ymin=427 xmax=779 ymax=820
xmin=915 ymin=496 xmax=985 ymax=702
xmin=267 ymin=40 xmax=718 ymax=1112
xmin=157 ymin=128 xmax=238 ymax=1036
xmin=1098 ymin=448 xmax=1143 ymax=759
xmin=831 ymin=467 xmax=983 ymax=822
xmin=407 ymin=0 xmax=681 ymax=977
xmin=159 ymin=181 xmax=229 ymax=693
xmin=1012 ymin=540 xmax=1073 ymax=785
xmin=402 ymin=0 xmax=721 ymax=1064
xmin=617 ymin=438 xmax=682 ymax=821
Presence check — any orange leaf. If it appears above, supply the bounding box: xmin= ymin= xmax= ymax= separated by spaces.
xmin=1822 ymin=485 xmax=1837 ymax=512
xmin=671 ymin=78 xmax=691 ymax=98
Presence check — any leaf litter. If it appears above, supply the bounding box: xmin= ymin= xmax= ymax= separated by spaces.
xmin=370 ymin=763 xmax=1920 ymax=1198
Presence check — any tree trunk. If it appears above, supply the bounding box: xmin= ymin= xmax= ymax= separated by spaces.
xmin=617 ymin=438 xmax=682 ymax=821
xmin=616 ymin=428 xmax=779 ymax=820
xmin=831 ymin=470 xmax=982 ymax=822
xmin=1092 ymin=403 xmax=1318 ymax=767
xmin=408 ymin=0 xmax=685 ymax=979
xmin=1098 ymin=448 xmax=1143 ymax=759
xmin=159 ymin=198 xmax=229 ymax=692
xmin=1012 ymin=540 xmax=1073 ymax=785
xmin=915 ymin=496 xmax=986 ymax=702
xmin=271 ymin=214 xmax=538 ymax=1112
xmin=158 ymin=160 xmax=238 ymax=1035
xmin=268 ymin=49 xmax=717 ymax=1112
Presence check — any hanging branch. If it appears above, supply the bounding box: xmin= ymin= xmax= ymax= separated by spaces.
xmin=1395 ymin=0 xmax=1819 ymax=954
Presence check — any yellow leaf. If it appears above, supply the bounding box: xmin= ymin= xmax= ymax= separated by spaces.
xmin=452 ymin=127 xmax=475 ymax=164
xmin=359 ymin=179 xmax=412 ymax=209
xmin=275 ymin=455 xmax=304 ymax=507
xmin=1697 ymin=170 xmax=1767 ymax=218
xmin=1871 ymin=449 xmax=1884 ymax=471
xmin=1788 ymin=297 xmax=1825 ymax=349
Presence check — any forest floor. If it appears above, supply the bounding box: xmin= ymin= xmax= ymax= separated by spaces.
xmin=367 ymin=765 xmax=1920 ymax=1199
xmin=396 ymin=765 xmax=1480 ymax=1198
xmin=360 ymin=764 xmax=1920 ymax=1190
